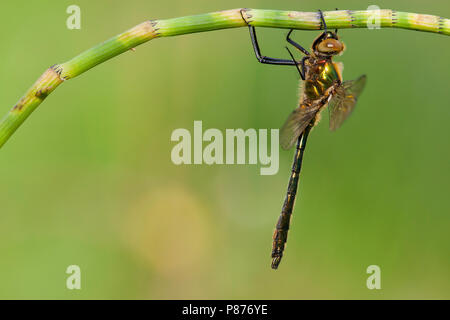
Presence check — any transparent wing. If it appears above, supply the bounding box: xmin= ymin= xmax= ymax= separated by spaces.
xmin=280 ymin=103 xmax=321 ymax=150
xmin=334 ymin=61 xmax=344 ymax=80
xmin=329 ymin=75 xmax=367 ymax=131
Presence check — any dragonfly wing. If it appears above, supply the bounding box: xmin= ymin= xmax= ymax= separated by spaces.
xmin=329 ymin=75 xmax=367 ymax=131
xmin=333 ymin=61 xmax=344 ymax=80
xmin=280 ymin=103 xmax=321 ymax=150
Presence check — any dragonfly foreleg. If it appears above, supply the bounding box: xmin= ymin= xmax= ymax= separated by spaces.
xmin=285 ymin=47 xmax=307 ymax=80
xmin=318 ymin=9 xmax=328 ymax=33
xmin=286 ymin=29 xmax=310 ymax=56
xmin=334 ymin=8 xmax=339 ymax=34
xmin=247 ymin=26 xmax=298 ymax=66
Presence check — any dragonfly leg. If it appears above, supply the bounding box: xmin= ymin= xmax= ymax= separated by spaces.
xmin=335 ymin=8 xmax=339 ymax=34
xmin=248 ymin=26 xmax=297 ymax=66
xmin=318 ymin=9 xmax=328 ymax=33
xmin=300 ymin=56 xmax=307 ymax=79
xmin=286 ymin=29 xmax=310 ymax=56
xmin=285 ymin=47 xmax=307 ymax=80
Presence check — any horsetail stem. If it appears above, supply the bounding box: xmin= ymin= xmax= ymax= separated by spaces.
xmin=1 ymin=8 xmax=449 ymax=149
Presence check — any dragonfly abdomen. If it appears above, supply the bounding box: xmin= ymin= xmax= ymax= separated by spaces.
xmin=271 ymin=156 xmax=301 ymax=266
xmin=271 ymin=123 xmax=313 ymax=269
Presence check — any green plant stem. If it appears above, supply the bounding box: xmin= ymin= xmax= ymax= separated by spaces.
xmin=1 ymin=8 xmax=449 ymax=149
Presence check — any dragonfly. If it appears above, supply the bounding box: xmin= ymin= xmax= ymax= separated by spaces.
xmin=245 ymin=10 xmax=367 ymax=269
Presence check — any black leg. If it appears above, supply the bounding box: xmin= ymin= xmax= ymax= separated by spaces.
xmin=318 ymin=9 xmax=327 ymax=33
xmin=285 ymin=47 xmax=307 ymax=80
xmin=248 ymin=26 xmax=297 ymax=66
xmin=300 ymin=56 xmax=307 ymax=79
xmin=286 ymin=29 xmax=310 ymax=56
xmin=335 ymin=8 xmax=339 ymax=34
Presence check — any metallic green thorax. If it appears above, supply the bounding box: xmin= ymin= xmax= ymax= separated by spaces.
xmin=303 ymin=60 xmax=340 ymax=100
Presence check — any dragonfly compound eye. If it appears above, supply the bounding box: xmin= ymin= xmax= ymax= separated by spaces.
xmin=316 ymin=38 xmax=344 ymax=55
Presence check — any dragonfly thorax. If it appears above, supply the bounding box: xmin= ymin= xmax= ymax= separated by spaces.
xmin=303 ymin=60 xmax=340 ymax=100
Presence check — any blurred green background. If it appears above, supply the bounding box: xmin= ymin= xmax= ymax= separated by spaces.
xmin=0 ymin=0 xmax=449 ymax=299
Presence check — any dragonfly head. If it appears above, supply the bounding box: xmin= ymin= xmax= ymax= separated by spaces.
xmin=312 ymin=31 xmax=345 ymax=58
